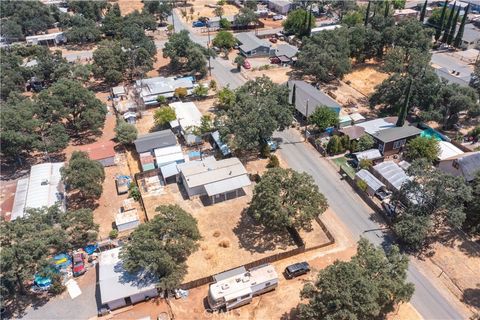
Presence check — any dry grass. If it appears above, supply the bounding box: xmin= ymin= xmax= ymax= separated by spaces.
xmin=113 ymin=0 xmax=144 ymax=16
xmin=343 ymin=62 xmax=389 ymax=96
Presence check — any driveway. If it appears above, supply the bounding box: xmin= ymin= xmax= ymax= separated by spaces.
xmin=20 ymin=267 xmax=99 ymax=320
xmin=274 ymin=128 xmax=465 ymax=320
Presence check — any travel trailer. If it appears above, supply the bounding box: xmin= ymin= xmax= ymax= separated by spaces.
xmin=207 ymin=264 xmax=278 ymax=311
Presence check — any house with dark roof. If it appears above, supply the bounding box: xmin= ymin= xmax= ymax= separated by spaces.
xmin=438 ymin=151 xmax=480 ymax=182
xmin=287 ymin=80 xmax=341 ymax=119
xmin=134 ymin=130 xmax=177 ymax=154
xmin=236 ymin=33 xmax=272 ymax=57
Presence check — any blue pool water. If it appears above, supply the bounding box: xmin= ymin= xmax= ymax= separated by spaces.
xmin=421 ymin=128 xmax=445 ymax=141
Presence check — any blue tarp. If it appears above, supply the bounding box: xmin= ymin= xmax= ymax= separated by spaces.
xmin=84 ymin=244 xmax=98 ymax=255
xmin=53 ymin=253 xmax=71 ymax=270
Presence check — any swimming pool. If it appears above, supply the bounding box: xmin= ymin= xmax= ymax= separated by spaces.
xmin=421 ymin=128 xmax=445 ymax=141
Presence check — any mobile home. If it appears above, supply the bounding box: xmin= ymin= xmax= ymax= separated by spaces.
xmin=207 ymin=264 xmax=278 ymax=311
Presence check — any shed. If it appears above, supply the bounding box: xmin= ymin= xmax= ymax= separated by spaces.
xmin=169 ymin=102 xmax=203 ymax=146
xmin=76 ymin=140 xmax=116 ymax=167
xmin=372 ymin=161 xmax=408 ymax=191
xmin=112 ymin=86 xmax=126 ymax=98
xmin=355 ymin=169 xmax=386 ymax=196
xmin=154 ymin=145 xmax=185 ymax=168
xmin=115 ymin=209 xmax=140 ymax=232
xmin=438 ymin=151 xmax=480 ymax=182
xmin=339 ymin=115 xmax=352 ymax=128
xmin=349 ymin=113 xmax=365 ymax=123
xmin=160 ymin=162 xmax=179 ymax=183
xmin=99 ymin=247 xmax=158 ymax=310
xmin=353 ymin=149 xmax=383 ymax=163
xmin=134 ymin=130 xmax=177 ymax=154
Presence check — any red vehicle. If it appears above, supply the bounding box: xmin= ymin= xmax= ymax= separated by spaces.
xmin=243 ymin=60 xmax=251 ymax=69
xmin=72 ymin=252 xmax=86 ymax=277
xmin=269 ymin=37 xmax=278 ymax=43
xmin=270 ymin=56 xmax=281 ymax=64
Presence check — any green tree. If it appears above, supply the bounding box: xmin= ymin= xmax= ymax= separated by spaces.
xmin=212 ymin=30 xmax=236 ymax=50
xmin=441 ymin=2 xmax=456 ymax=43
xmin=234 ymin=54 xmax=245 ymax=71
xmin=115 ymin=119 xmax=138 ymax=145
xmin=199 ymin=114 xmax=214 ymax=134
xmin=219 ymin=17 xmax=231 ymax=29
xmin=249 ymin=168 xmax=328 ymax=231
xmin=365 ymin=1 xmax=371 ymax=26
xmin=213 ymin=6 xmax=224 ymax=18
xmin=193 ymin=84 xmax=209 ymax=98
xmin=154 ymin=106 xmax=176 ymax=127
xmin=61 ymin=151 xmax=106 ymax=200
xmin=433 ymin=1 xmax=448 ymax=41
xmin=419 ymin=0 xmax=427 ymax=22
xmin=64 ymin=16 xmax=101 ymax=44
xmin=326 ymin=135 xmax=344 ymax=155
xmin=342 ymin=11 xmax=364 ymax=27
xmin=396 ymin=78 xmax=412 ymax=127
xmin=359 ymin=159 xmax=373 ymax=170
xmin=296 ymin=28 xmax=351 ymax=82
xmin=309 ymin=107 xmax=339 ymax=131
xmin=454 ymin=4 xmax=469 ymax=48
xmin=0 ymin=18 xmax=23 ymax=40
xmin=221 ymin=76 xmax=293 ymax=151
xmin=234 ymin=7 xmax=257 ymax=27
xmin=216 ymin=86 xmax=235 ymax=110
xmin=404 ymin=136 xmax=440 ymax=163
xmin=143 ymin=1 xmax=172 ymax=23
xmin=67 ymin=0 xmax=107 ymax=22
xmin=283 ymin=8 xmax=315 ymax=37
xmin=393 ymin=159 xmax=472 ymax=250
xmin=0 ymin=0 xmax=56 ymax=37
xmin=37 ymin=79 xmax=107 ymax=136
xmin=446 ymin=7 xmax=461 ymax=45
xmin=60 ymin=208 xmax=99 ymax=248
xmin=299 ymin=238 xmax=414 ymax=319
xmin=267 ymin=154 xmax=280 ymax=168
xmin=120 ymin=205 xmax=200 ymax=290
xmin=464 ymin=171 xmax=480 ymax=235
xmin=174 ymin=87 xmax=188 ymax=99
xmin=357 ymin=134 xmax=375 ymax=151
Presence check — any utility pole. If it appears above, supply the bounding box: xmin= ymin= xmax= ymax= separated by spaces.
xmin=304 ymin=99 xmax=309 ymax=142
xmin=207 ymin=26 xmax=212 ymax=77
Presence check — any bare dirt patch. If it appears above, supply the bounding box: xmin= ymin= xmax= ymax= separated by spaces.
xmin=146 ymin=49 xmax=172 ymax=78
xmin=343 ymin=63 xmax=389 ymax=96
xmin=135 ymin=110 xmax=156 ymax=135
xmin=114 ymin=0 xmax=144 ymax=16
xmin=184 ymin=0 xmax=239 ymax=20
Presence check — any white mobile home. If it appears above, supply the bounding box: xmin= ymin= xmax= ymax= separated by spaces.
xmin=207 ymin=264 xmax=278 ymax=311
xmin=169 ymin=101 xmax=203 ymax=146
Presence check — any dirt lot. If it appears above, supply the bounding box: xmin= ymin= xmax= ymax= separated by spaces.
xmin=114 ymin=0 xmax=144 ymax=16
xmin=184 ymin=0 xmax=239 ymax=20
xmin=343 ymin=63 xmax=389 ymax=97
xmin=146 ymin=49 xmax=172 ymax=78
xmin=135 ymin=110 xmax=156 ymax=135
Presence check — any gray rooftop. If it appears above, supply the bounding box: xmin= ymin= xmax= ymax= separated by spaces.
xmin=99 ymin=247 xmax=158 ymax=304
xmin=287 ymin=80 xmax=341 ymax=117
xmin=463 ymin=23 xmax=480 ymax=43
xmin=275 ymin=44 xmax=298 ymax=59
xmin=373 ymin=161 xmax=408 ymax=191
xmin=431 ymin=52 xmax=473 ymax=86
xmin=356 ymin=169 xmax=385 ymax=193
xmin=353 ymin=149 xmax=383 ymax=161
xmin=134 ymin=130 xmax=177 ymax=154
xmin=445 ymin=151 xmax=480 ymax=182
xmin=371 ymin=125 xmax=422 ymax=143
xmin=236 ymin=32 xmax=271 ymax=53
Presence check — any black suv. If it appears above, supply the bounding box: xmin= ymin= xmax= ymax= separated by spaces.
xmin=284 ymin=262 xmax=310 ymax=279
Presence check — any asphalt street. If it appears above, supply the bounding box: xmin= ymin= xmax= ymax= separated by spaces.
xmin=274 ymin=129 xmax=465 ymax=320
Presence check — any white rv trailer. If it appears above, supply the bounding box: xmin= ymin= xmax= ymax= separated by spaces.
xmin=207 ymin=264 xmax=278 ymax=311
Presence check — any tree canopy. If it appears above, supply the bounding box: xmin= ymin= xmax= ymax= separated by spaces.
xmin=283 ymin=8 xmax=315 ymax=37
xmin=61 ymin=151 xmax=106 ymax=200
xmin=212 ymin=30 xmax=236 ymax=50
xmin=249 ymin=167 xmax=328 ymax=231
xmin=120 ymin=205 xmax=200 ymax=290
xmin=296 ymin=28 xmax=351 ymax=82
xmin=357 ymin=134 xmax=375 ymax=151
xmin=464 ymin=171 xmax=480 ymax=236
xmin=299 ymin=238 xmax=414 ymax=320
xmin=393 ymin=159 xmax=472 ymax=250
xmin=154 ymin=106 xmax=176 ymax=127
xmin=309 ymin=107 xmax=339 ymax=131
xmin=404 ymin=136 xmax=440 ymax=163
xmin=115 ymin=119 xmax=138 ymax=145
xmin=220 ymin=76 xmax=293 ymax=151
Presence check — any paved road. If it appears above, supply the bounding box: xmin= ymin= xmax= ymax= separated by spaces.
xmin=274 ymin=128 xmax=465 ymax=320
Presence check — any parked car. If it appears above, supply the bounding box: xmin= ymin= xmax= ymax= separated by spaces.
xmin=375 ymin=189 xmax=392 ymax=201
xmin=243 ymin=60 xmax=251 ymax=69
xmin=72 ymin=252 xmax=86 ymax=277
xmin=273 ymin=15 xmax=285 ymax=21
xmin=263 ymin=138 xmax=278 ymax=151
xmin=270 ymin=57 xmax=281 ymax=64
xmin=269 ymin=37 xmax=278 ymax=43
xmin=284 ymin=262 xmax=310 ymax=279
xmin=192 ymin=21 xmax=206 ymax=27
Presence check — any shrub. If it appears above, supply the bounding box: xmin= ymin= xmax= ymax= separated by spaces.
xmin=359 ymin=159 xmax=373 ymax=169
xmin=49 ymin=274 xmax=66 ymax=295
xmin=174 ymin=87 xmax=188 ymax=99
xmin=109 ymin=229 xmax=118 ymax=239
xmin=267 ymin=154 xmax=280 ymax=168
xmin=209 ymin=79 xmax=217 ymax=91
xmin=356 ymin=179 xmax=368 ymax=192
xmin=357 ymin=134 xmax=375 ymax=151
xmin=260 ymin=144 xmax=271 ymax=158
xmin=156 ymin=95 xmax=167 ymax=105
xmin=129 ymin=182 xmax=141 ymax=201
xmin=326 ymin=136 xmax=344 ymax=155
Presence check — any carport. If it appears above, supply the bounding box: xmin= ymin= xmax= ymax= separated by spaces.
xmin=204 ymin=175 xmax=251 ymax=204
xmin=355 ymin=169 xmax=386 ymax=196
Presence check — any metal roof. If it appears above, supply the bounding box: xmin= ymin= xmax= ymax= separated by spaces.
xmin=443 ymin=151 xmax=480 ymax=182
xmin=356 ymin=169 xmax=385 ymax=193
xmin=353 ymin=149 xmax=383 ymax=161
xmin=134 ymin=130 xmax=177 ymax=154
xmin=349 ymin=112 xmax=365 ymax=123
xmin=371 ymin=125 xmax=422 ymax=143
xmin=112 ymin=86 xmax=126 ymax=96
xmin=11 ymin=163 xmax=65 ymax=220
xmin=154 ymin=145 xmax=184 ymax=167
xmin=99 ymin=247 xmax=158 ymax=304
xmin=287 ymin=80 xmax=341 ymax=117
xmin=373 ymin=161 xmax=408 ymax=191
xmin=115 ymin=209 xmax=139 ymax=226
xmin=160 ymin=162 xmax=179 ymax=179
xmin=356 ymin=117 xmax=397 ymax=135
xmin=463 ymin=23 xmax=480 ymax=43
xmin=169 ymin=102 xmax=202 ymax=129
xmin=211 ymin=131 xmax=231 ymax=156
xmin=438 ymin=141 xmax=464 ymax=161
xmin=236 ymin=32 xmax=271 ymax=53
xmin=204 ymin=174 xmax=251 ymax=197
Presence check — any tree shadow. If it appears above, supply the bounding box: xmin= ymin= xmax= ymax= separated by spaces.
xmin=5 ymin=292 xmax=52 ymax=319
xmin=66 ymin=192 xmax=99 ymax=211
xmin=233 ymin=209 xmax=295 ymax=254
xmin=462 ymin=285 xmax=480 ymax=309
xmin=280 ymin=305 xmax=300 ymax=320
